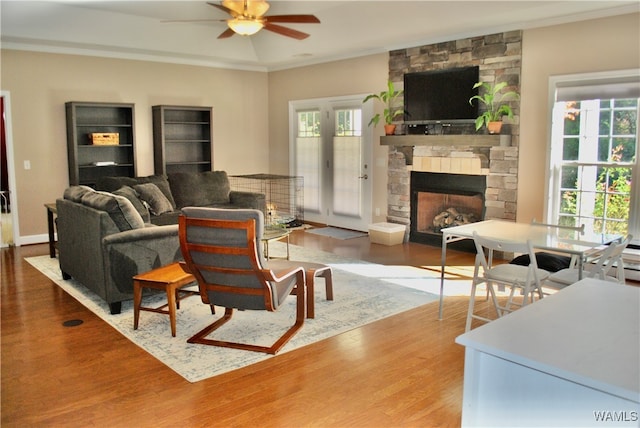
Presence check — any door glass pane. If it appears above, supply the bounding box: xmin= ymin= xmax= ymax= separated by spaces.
xmin=335 ymin=109 xmax=362 ymax=136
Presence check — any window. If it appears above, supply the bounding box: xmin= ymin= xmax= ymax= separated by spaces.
xmin=335 ymin=108 xmax=362 ymax=137
xmin=548 ymin=71 xmax=640 ymax=239
xmin=298 ymin=111 xmax=320 ymax=137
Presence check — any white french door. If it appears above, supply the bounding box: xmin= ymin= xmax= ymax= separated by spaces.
xmin=289 ymin=96 xmax=373 ymax=231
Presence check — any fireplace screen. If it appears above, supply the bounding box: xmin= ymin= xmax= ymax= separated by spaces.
xmin=416 ymin=191 xmax=483 ymax=233
xmin=410 ymin=171 xmax=486 ymax=245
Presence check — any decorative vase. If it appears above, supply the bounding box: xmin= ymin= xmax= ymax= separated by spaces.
xmin=487 ymin=121 xmax=503 ymax=135
xmin=384 ymin=124 xmax=396 ymax=135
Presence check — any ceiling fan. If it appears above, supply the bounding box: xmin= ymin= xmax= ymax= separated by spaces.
xmin=165 ymin=1 xmax=320 ymax=40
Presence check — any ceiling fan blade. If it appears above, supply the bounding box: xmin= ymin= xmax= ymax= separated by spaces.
xmin=263 ymin=23 xmax=310 ymax=40
xmin=264 ymin=15 xmax=320 ymax=24
xmin=217 ymin=27 xmax=236 ymax=39
xmin=207 ymin=2 xmax=236 ymax=17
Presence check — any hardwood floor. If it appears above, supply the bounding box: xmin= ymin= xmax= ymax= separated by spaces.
xmin=1 ymin=231 xmax=482 ymax=427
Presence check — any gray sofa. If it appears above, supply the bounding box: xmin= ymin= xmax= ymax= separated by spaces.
xmin=57 ymin=171 xmax=266 ymax=314
xmin=96 ymin=171 xmax=266 ymax=225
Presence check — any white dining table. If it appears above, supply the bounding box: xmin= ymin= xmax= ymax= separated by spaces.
xmin=438 ymin=219 xmax=622 ymax=320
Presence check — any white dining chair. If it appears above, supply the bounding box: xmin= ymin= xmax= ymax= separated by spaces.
xmin=466 ymin=231 xmax=551 ymax=332
xmin=546 ymin=234 xmax=632 ymax=289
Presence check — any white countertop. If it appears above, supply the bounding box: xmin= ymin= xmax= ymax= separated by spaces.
xmin=456 ymin=279 xmax=640 ymax=403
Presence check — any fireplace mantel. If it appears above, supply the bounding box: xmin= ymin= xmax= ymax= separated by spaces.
xmin=381 ymin=134 xmax=509 ymax=147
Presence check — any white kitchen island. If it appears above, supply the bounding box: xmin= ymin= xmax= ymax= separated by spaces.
xmin=455 ymin=279 xmax=640 ymax=427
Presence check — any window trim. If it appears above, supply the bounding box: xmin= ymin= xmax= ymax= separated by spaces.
xmin=545 ymin=69 xmax=640 ymax=241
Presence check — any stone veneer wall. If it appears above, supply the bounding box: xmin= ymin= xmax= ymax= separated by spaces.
xmin=388 ymin=30 xmax=522 ymax=144
xmin=385 ymin=31 xmax=523 ymax=234
xmin=387 ymin=145 xmax=519 ymax=228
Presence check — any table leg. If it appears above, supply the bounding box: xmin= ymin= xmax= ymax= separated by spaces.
xmin=133 ymin=280 xmax=142 ymax=330
xmin=285 ymin=234 xmax=290 ymax=260
xmin=46 ymin=206 xmax=56 ymax=258
xmin=439 ymin=236 xmax=447 ymax=320
xmin=166 ymin=285 xmax=178 ymax=338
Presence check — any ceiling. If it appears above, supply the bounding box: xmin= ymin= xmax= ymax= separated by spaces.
xmin=1 ymin=1 xmax=638 ymax=72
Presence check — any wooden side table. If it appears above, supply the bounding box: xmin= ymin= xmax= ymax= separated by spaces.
xmin=133 ymin=262 xmax=210 ymax=337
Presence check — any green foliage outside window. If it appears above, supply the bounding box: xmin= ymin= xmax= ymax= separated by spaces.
xmin=558 ymin=99 xmax=637 ymax=235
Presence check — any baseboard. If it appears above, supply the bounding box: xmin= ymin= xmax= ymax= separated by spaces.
xmin=13 ymin=233 xmax=50 ymax=247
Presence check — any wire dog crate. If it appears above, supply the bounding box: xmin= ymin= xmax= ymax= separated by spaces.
xmin=229 ymin=174 xmax=304 ymax=228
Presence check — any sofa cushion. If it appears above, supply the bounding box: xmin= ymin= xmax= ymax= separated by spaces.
xmin=133 ymin=183 xmax=174 ymax=216
xmin=81 ymin=191 xmax=145 ymax=231
xmin=96 ymin=175 xmax=176 ymax=210
xmin=169 ymin=171 xmax=230 ymax=209
xmin=113 ymin=185 xmax=150 ymax=223
xmin=96 ymin=176 xmax=139 ymax=192
xmin=63 ymin=185 xmax=95 ymax=202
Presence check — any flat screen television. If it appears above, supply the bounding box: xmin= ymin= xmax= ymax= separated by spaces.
xmin=403 ymin=66 xmax=479 ymax=124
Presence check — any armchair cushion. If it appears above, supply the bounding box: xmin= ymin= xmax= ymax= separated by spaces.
xmin=133 ymin=183 xmax=174 ymax=216
xmin=81 ymin=190 xmax=145 ymax=231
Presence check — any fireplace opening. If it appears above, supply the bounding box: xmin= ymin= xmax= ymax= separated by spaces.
xmin=410 ymin=171 xmax=486 ymax=246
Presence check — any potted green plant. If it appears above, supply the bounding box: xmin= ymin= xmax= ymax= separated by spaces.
xmin=469 ymin=81 xmax=519 ymax=134
xmin=363 ymin=80 xmax=405 ymax=135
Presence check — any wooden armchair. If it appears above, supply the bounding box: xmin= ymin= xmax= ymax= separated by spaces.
xmin=179 ymin=207 xmax=305 ymax=354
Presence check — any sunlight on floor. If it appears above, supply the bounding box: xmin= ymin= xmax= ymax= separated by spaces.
xmin=330 ymin=262 xmax=476 ymax=296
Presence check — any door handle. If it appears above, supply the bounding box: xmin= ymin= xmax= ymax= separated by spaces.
xmin=359 ymin=174 xmax=368 ymax=179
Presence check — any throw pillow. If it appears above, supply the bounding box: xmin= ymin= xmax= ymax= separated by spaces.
xmin=63 ymin=185 xmax=95 ymax=202
xmin=113 ymin=185 xmax=150 ymax=223
xmin=81 ymin=191 xmax=145 ymax=231
xmin=510 ymin=252 xmax=572 ymax=272
xmin=139 ymin=175 xmax=177 ymax=210
xmin=133 ymin=183 xmax=174 ymax=216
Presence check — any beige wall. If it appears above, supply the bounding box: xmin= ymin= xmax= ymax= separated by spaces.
xmin=1 ymin=50 xmax=270 ymax=241
xmin=519 ymin=12 xmax=640 ymax=223
xmin=2 ymin=12 xmax=639 ymax=243
xmin=267 ymin=53 xmax=390 ymax=224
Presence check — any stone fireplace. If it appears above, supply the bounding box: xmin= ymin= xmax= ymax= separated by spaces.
xmin=383 ymin=136 xmax=518 ymax=245
xmin=380 ymin=30 xmax=522 ymax=245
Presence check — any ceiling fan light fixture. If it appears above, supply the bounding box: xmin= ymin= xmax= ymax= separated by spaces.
xmin=222 ymin=0 xmax=270 ymax=17
xmin=227 ymin=17 xmax=264 ymax=36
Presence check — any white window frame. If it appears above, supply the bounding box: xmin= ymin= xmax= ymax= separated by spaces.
xmin=545 ymin=69 xmax=640 ymax=241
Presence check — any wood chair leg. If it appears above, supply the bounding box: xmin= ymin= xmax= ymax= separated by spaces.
xmin=322 ymin=269 xmax=333 ymax=301
xmin=305 ymin=271 xmax=316 ymax=319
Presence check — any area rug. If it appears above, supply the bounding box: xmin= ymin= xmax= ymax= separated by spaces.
xmin=306 ymin=226 xmax=368 ymax=240
xmin=26 ymin=242 xmax=445 ymax=383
